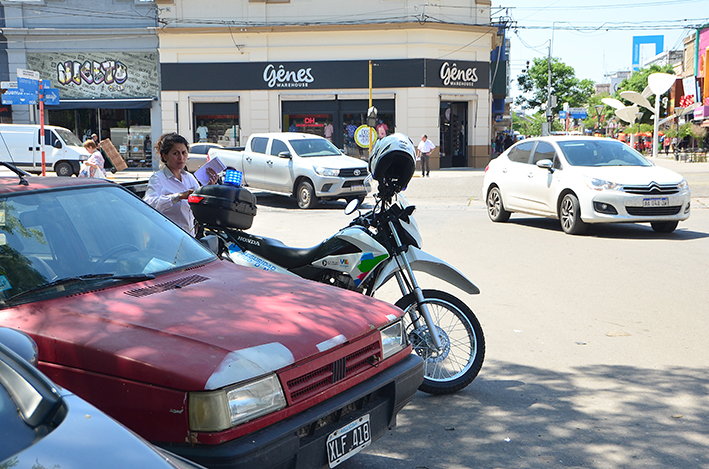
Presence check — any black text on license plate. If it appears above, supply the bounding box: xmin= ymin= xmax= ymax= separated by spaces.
xmin=327 ymin=414 xmax=371 ymax=468
xmin=643 ymin=197 xmax=668 ymax=207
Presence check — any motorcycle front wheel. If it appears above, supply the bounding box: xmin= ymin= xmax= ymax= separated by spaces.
xmin=395 ymin=289 xmax=485 ymax=395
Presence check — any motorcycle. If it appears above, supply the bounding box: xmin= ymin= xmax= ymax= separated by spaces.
xmin=191 ymin=174 xmax=485 ymax=395
xmin=192 ymin=133 xmax=485 ymax=394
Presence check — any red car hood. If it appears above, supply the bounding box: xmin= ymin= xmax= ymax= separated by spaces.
xmin=2 ymin=261 xmax=403 ymax=391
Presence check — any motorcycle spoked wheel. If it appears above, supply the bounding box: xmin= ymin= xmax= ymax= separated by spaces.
xmin=395 ymin=289 xmax=485 ymax=395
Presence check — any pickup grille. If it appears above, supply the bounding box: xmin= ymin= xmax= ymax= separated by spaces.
xmin=340 ymin=168 xmax=369 ymax=178
xmin=279 ymin=333 xmax=381 ymax=405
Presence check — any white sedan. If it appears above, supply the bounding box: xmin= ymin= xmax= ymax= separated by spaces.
xmin=482 ymin=136 xmax=691 ymax=234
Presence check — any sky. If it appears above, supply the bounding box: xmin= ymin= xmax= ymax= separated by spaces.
xmin=494 ymin=0 xmax=709 ymax=104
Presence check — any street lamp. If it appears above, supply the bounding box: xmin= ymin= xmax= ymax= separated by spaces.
xmin=594 ymin=104 xmax=605 ymax=133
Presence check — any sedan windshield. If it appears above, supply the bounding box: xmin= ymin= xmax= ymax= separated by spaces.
xmin=289 ymin=138 xmax=341 ymax=157
xmin=558 ymin=140 xmax=652 ymax=167
xmin=0 ymin=185 xmax=215 ymax=307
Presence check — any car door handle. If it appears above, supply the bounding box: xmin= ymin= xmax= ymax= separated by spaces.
xmin=245 ymin=156 xmax=252 ymax=162
xmin=502 ymin=169 xmax=508 ymax=173
xmin=528 ymin=172 xmax=534 ymax=178
xmin=266 ymin=160 xmax=273 ymax=165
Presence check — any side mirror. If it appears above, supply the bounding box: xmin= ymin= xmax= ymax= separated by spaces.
xmin=53 ymin=140 xmax=62 ymax=149
xmin=536 ymin=159 xmax=554 ymax=172
xmin=0 ymin=327 xmax=39 ymax=366
xmin=344 ymin=198 xmax=360 ymax=215
xmin=278 ymin=151 xmax=292 ymax=159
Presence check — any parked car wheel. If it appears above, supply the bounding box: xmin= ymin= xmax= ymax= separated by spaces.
xmin=559 ymin=193 xmax=586 ymax=235
xmin=54 ymin=162 xmax=74 ymax=177
xmin=651 ymin=220 xmax=678 ymax=233
xmin=486 ymin=186 xmax=510 ymax=222
xmin=297 ymin=180 xmax=318 ymax=209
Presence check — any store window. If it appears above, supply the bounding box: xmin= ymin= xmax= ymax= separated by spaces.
xmin=283 ymin=113 xmax=332 ymax=139
xmin=193 ymin=102 xmax=240 ymax=147
xmin=48 ymin=107 xmax=152 ymax=167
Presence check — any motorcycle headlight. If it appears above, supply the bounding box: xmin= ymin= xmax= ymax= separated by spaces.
xmin=381 ymin=320 xmax=407 ymax=360
xmin=189 ymin=374 xmax=286 ymax=432
xmin=585 ymin=177 xmax=621 ymax=191
xmin=314 ymin=166 xmax=340 ymax=177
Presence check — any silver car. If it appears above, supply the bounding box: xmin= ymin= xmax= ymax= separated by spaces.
xmin=483 ymin=136 xmax=691 ymax=234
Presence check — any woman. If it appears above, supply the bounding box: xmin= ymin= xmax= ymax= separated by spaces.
xmin=80 ymin=140 xmax=107 ymax=178
xmin=143 ymin=133 xmax=218 ymax=236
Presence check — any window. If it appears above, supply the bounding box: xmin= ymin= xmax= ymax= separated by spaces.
xmin=270 ymin=139 xmax=289 ymax=156
xmin=250 ymin=137 xmax=268 ymax=154
xmin=507 ymin=141 xmax=535 ymax=164
xmin=532 ymin=142 xmax=556 ymax=164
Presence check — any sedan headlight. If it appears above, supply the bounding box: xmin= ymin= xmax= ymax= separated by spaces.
xmin=381 ymin=320 xmax=407 ymax=360
xmin=585 ymin=177 xmax=621 ymax=191
xmin=189 ymin=374 xmax=286 ymax=432
xmin=678 ymin=179 xmax=689 ymax=190
xmin=314 ymin=166 xmax=340 ymax=177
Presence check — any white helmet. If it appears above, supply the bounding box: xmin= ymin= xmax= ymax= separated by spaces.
xmin=368 ymin=133 xmax=416 ymax=195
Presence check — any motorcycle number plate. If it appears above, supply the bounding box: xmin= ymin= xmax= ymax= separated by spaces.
xmin=326 ymin=415 xmax=371 ymax=468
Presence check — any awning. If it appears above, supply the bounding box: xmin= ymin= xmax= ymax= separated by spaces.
xmin=701 ymin=120 xmax=709 ymax=128
xmin=50 ymin=98 xmax=156 ymax=110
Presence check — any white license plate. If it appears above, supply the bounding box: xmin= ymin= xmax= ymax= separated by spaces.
xmin=349 ymin=185 xmax=365 ymax=192
xmin=326 ymin=414 xmax=371 ymax=468
xmin=643 ymin=197 xmax=668 ymax=207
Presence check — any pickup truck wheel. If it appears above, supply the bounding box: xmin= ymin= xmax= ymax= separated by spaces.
xmin=297 ymin=180 xmax=318 ymax=209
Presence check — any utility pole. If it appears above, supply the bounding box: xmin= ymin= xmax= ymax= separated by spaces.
xmin=542 ymin=23 xmax=555 ymax=137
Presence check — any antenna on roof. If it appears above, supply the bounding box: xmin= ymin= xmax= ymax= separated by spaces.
xmin=1 ymin=162 xmax=31 ymax=186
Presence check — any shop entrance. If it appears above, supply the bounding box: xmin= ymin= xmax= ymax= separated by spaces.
xmin=193 ymin=102 xmax=240 ymax=147
xmin=439 ymin=102 xmax=468 ymax=168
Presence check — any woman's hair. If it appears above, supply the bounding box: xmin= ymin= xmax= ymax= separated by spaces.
xmin=155 ymin=133 xmax=189 ymax=162
xmin=83 ymin=139 xmax=97 ymax=150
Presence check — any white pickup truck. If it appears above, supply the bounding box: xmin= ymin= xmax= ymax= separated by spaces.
xmin=209 ymin=132 xmax=369 ymax=208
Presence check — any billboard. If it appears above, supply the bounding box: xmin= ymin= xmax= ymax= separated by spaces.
xmin=632 ymin=36 xmax=664 ymax=71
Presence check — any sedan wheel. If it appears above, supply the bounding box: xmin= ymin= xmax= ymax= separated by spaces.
xmin=651 ymin=221 xmax=678 ymax=233
xmin=486 ymin=187 xmax=510 ymax=222
xmin=559 ymin=193 xmax=586 ymax=235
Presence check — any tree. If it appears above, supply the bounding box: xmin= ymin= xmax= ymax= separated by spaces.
xmin=513 ymin=111 xmax=563 ymax=136
xmin=515 ymin=57 xmax=595 ymax=114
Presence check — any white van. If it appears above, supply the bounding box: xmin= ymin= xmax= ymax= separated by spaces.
xmin=0 ymin=124 xmax=89 ymax=176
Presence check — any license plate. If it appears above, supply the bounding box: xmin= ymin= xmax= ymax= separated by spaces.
xmin=326 ymin=414 xmax=371 ymax=468
xmin=643 ymin=197 xmax=668 ymax=207
xmin=349 ymin=185 xmax=365 ymax=192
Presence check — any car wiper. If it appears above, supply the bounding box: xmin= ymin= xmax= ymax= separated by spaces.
xmin=5 ymin=273 xmax=156 ymax=304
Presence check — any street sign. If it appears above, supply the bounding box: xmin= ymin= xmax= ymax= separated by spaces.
xmin=0 ymin=81 xmax=17 ymax=90
xmin=17 ymin=68 xmax=40 ymax=81
xmin=1 ymin=88 xmax=37 ymax=105
xmin=43 ymin=88 xmax=60 ymax=105
xmin=17 ymin=77 xmax=39 ymax=96
xmin=568 ymin=107 xmax=588 ymax=119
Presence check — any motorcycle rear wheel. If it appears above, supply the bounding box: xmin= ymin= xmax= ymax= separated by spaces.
xmin=395 ymin=289 xmax=485 ymax=395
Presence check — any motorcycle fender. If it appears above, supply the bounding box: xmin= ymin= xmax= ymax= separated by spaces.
xmin=371 ymin=246 xmax=480 ymax=295
xmin=226 ymin=245 xmax=298 ymax=277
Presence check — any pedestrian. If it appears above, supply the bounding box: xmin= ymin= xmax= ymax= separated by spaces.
xmin=91 ymin=133 xmax=99 ymax=146
xmin=79 ymin=139 xmax=107 ymax=179
xmin=663 ymin=136 xmax=671 ymax=155
xmin=416 ymin=134 xmax=435 ymax=177
xmin=143 ymin=133 xmax=218 ymax=236
xmin=196 ymin=121 xmax=209 ymax=142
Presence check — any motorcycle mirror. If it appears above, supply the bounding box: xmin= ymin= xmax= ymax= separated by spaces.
xmin=344 ymin=198 xmax=360 ymax=215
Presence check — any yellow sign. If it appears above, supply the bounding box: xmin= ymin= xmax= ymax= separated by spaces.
xmin=354 ymin=125 xmax=377 ymax=148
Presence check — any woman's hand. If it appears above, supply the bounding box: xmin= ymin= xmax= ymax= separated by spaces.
xmin=178 ymin=189 xmax=194 ymax=200
xmin=206 ymin=167 xmax=219 ymax=185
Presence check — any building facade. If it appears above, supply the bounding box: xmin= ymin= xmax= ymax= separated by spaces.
xmin=1 ymin=0 xmax=161 ymax=167
xmin=157 ymin=0 xmax=495 ymax=168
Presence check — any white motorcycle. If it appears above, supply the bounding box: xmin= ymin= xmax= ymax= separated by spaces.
xmin=191 ymin=133 xmax=485 ymax=394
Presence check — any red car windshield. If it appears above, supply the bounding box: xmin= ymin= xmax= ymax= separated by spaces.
xmin=0 ymin=185 xmax=215 ymax=307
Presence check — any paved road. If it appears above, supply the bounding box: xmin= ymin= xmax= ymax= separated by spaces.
xmin=246 ymin=163 xmax=709 ymax=469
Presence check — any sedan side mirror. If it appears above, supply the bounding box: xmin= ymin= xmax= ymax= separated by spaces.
xmin=536 ymin=159 xmax=554 ymax=172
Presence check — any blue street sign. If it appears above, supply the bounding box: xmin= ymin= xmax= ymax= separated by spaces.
xmin=559 ymin=111 xmax=567 ymax=119
xmin=42 ymin=79 xmax=51 ymax=89
xmin=17 ymin=77 xmax=39 ymax=97
xmin=2 ymin=88 xmax=37 ymax=105
xmin=43 ymin=88 xmax=60 ymax=105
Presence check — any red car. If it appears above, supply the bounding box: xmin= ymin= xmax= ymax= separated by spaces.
xmin=0 ymin=168 xmax=423 ymax=469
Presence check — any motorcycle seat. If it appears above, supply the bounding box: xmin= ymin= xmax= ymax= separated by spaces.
xmin=246 ymin=235 xmax=336 ymax=269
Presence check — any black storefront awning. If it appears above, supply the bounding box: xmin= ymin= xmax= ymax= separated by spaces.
xmin=51 ymin=98 xmax=156 ymax=110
